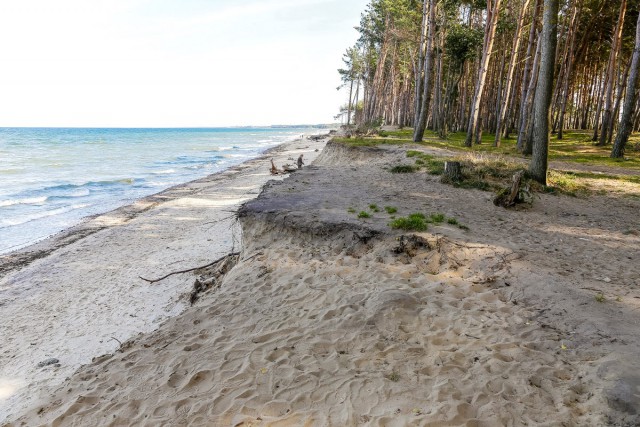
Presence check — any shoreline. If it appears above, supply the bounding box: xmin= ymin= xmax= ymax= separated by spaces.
xmin=0 ymin=131 xmax=322 ymax=266
xmin=0 ymin=134 xmax=330 ymax=423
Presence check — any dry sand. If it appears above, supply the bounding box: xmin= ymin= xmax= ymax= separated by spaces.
xmin=3 ymin=140 xmax=640 ymax=426
xmin=0 ymin=135 xmax=328 ymax=424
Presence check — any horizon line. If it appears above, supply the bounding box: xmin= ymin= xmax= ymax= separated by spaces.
xmin=0 ymin=124 xmax=337 ymax=130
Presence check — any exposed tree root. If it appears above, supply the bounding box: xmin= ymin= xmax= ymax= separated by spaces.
xmin=189 ymin=253 xmax=240 ymax=305
xmin=139 ymin=252 xmax=240 ymax=284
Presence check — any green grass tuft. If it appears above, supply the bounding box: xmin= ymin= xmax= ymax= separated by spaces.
xmin=357 ymin=211 xmax=371 ymax=219
xmin=390 ymin=213 xmax=428 ymax=231
xmin=384 ymin=206 xmax=398 ymax=214
xmin=429 ymin=213 xmax=445 ymax=223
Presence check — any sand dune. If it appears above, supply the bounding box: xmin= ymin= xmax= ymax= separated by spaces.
xmin=5 ymin=140 xmax=640 ymax=426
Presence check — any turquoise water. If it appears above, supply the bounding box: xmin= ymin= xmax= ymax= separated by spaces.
xmin=0 ymin=127 xmax=317 ymax=254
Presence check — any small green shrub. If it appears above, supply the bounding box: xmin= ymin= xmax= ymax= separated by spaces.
xmin=429 ymin=213 xmax=445 ymax=223
xmin=595 ymin=293 xmax=606 ymax=303
xmin=390 ymin=165 xmax=417 ymax=173
xmin=358 ymin=211 xmax=371 ymax=219
xmin=369 ymin=204 xmax=380 ymax=212
xmin=390 ymin=213 xmax=428 ymax=231
xmin=447 ymin=217 xmax=459 ymax=225
xmin=384 ymin=206 xmax=398 ymax=214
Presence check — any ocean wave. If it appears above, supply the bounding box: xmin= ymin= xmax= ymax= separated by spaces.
xmin=160 ymin=156 xmax=223 ymax=167
xmin=0 ymin=196 xmax=47 ymax=208
xmin=43 ymin=179 xmax=135 ymax=193
xmin=0 ymin=203 xmax=90 ymax=227
xmin=143 ymin=181 xmax=181 ymax=188
xmin=152 ymin=169 xmax=176 ymax=175
xmin=46 ymin=188 xmax=91 ymax=201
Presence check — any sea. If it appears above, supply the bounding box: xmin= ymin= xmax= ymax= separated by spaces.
xmin=0 ymin=127 xmax=320 ymax=255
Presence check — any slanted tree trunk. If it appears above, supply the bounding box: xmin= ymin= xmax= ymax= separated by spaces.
xmin=612 ymin=12 xmax=640 ymax=158
xmin=414 ymin=0 xmax=437 ymax=142
xmin=465 ymin=0 xmax=502 ymax=147
xmin=529 ymin=0 xmax=559 ymax=185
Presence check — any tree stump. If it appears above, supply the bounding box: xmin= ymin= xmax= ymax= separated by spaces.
xmin=443 ymin=161 xmax=462 ymax=182
xmin=494 ymin=170 xmax=529 ymax=208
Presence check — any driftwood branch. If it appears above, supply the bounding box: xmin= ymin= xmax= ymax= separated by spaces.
xmin=139 ymin=252 xmax=240 ymax=284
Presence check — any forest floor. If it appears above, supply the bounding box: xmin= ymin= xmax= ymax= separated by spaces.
xmin=6 ymin=134 xmax=640 ymax=426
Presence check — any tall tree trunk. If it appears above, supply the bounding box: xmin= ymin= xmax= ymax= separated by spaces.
xmin=519 ymin=35 xmax=542 ymax=153
xmin=633 ymin=94 xmax=640 ymax=132
xmin=612 ymin=13 xmax=640 ymax=158
xmin=347 ymin=79 xmax=354 ymax=126
xmin=413 ymin=0 xmax=437 ymax=142
xmin=592 ymin=68 xmax=608 ymax=140
xmin=529 ymin=0 xmax=559 ymax=185
xmin=556 ymin=3 xmax=579 ymax=140
xmin=516 ymin=0 xmax=541 ymax=151
xmin=598 ymin=0 xmax=627 ymax=146
xmin=609 ymin=59 xmax=631 ymax=144
xmin=433 ymin=48 xmax=443 ymax=131
xmin=495 ymin=0 xmax=531 ymax=147
xmin=465 ymin=0 xmax=502 ymax=147
xmin=414 ymin=0 xmax=429 ymax=127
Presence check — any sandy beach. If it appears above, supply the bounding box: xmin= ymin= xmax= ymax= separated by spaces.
xmin=0 ymin=135 xmax=328 ymax=424
xmin=3 ymin=138 xmax=640 ymax=426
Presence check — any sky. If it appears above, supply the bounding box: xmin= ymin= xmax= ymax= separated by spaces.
xmin=0 ymin=0 xmax=369 ymax=127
